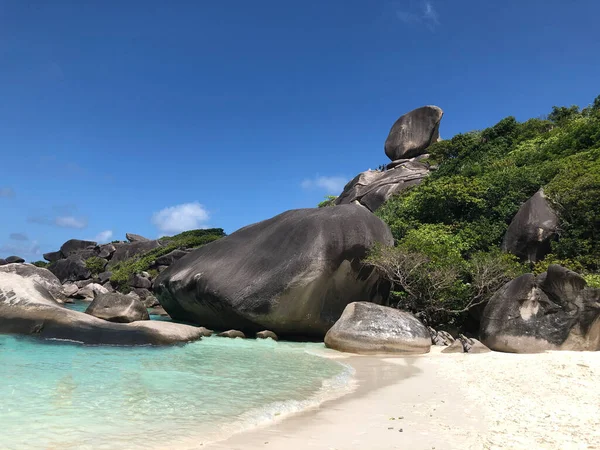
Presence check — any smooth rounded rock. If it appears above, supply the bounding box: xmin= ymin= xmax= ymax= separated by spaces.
xmin=5 ymin=256 xmax=25 ymax=264
xmin=156 ymin=205 xmax=393 ymax=338
xmin=256 ymin=330 xmax=278 ymax=340
xmin=86 ymin=292 xmax=150 ymax=323
xmin=384 ymin=106 xmax=443 ymax=161
xmin=324 ymin=302 xmax=431 ymax=355
xmin=217 ymin=329 xmax=245 ymax=339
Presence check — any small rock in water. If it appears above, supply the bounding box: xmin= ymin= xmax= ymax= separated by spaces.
xmin=256 ymin=330 xmax=278 ymax=340
xmin=217 ymin=329 xmax=245 ymax=339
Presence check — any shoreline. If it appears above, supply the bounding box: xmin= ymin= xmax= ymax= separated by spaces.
xmin=205 ymin=347 xmax=600 ymax=450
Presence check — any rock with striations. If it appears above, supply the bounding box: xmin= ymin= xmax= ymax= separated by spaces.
xmin=0 ymin=264 xmax=67 ymax=303
xmin=501 ymin=189 xmax=559 ymax=263
xmin=155 ymin=205 xmax=393 ymax=338
xmin=48 ymin=256 xmax=91 ymax=283
xmin=324 ymin=302 xmax=431 ymax=354
xmin=126 ymin=233 xmax=150 ymax=243
xmin=85 ymin=292 xmax=150 ymax=323
xmin=5 ymin=256 xmax=25 ymax=264
xmin=384 ymin=106 xmax=443 ymax=161
xmin=335 ymin=160 xmax=429 ymax=212
xmin=60 ymin=239 xmax=97 ymax=258
xmin=442 ymin=334 xmax=490 ymax=354
xmin=480 ymin=265 xmax=600 ymax=353
xmin=0 ymin=269 xmax=204 ymax=345
xmin=428 ymin=326 xmax=455 ymax=346
xmin=109 ymin=240 xmax=162 ymax=266
xmin=43 ymin=251 xmax=63 ymax=262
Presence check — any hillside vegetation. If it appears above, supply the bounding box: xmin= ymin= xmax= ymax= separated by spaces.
xmin=370 ymin=95 xmax=600 ymax=329
xmin=109 ymin=228 xmax=226 ymax=292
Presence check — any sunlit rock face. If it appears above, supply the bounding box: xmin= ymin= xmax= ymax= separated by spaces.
xmin=480 ymin=265 xmax=600 ymax=353
xmin=155 ymin=205 xmax=393 ymax=338
xmin=324 ymin=302 xmax=431 ymax=355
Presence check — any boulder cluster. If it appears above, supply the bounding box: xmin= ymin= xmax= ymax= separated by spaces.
xmin=41 ymin=234 xmax=190 ymax=308
xmin=336 ymin=105 xmax=443 ymax=212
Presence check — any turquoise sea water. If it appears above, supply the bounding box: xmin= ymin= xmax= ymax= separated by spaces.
xmin=0 ymin=332 xmax=351 ymax=450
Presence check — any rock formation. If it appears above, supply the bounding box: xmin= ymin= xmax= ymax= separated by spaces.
xmin=480 ymin=265 xmax=600 ymax=353
xmin=86 ymin=292 xmax=150 ymax=323
xmin=155 ymin=205 xmax=393 ymax=338
xmin=0 ymin=265 xmax=202 ymax=345
xmin=324 ymin=302 xmax=431 ymax=354
xmin=335 ymin=105 xmax=443 ymax=212
xmin=502 ymin=189 xmax=559 ymax=263
xmin=384 ymin=106 xmax=443 ymax=161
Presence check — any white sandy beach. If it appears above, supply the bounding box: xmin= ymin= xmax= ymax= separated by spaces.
xmin=207 ymin=347 xmax=600 ymax=450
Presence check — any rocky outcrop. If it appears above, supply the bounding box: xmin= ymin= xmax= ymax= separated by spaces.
xmin=334 ymin=106 xmax=443 ymax=212
xmin=428 ymin=327 xmax=455 ymax=346
xmin=109 ymin=240 xmax=162 ymax=265
xmin=156 ymin=205 xmax=393 ymax=338
xmin=480 ymin=265 xmax=600 ymax=353
xmin=384 ymin=106 xmax=443 ymax=161
xmin=324 ymin=302 xmax=431 ymax=354
xmin=42 ymin=251 xmax=62 ymax=262
xmin=155 ymin=249 xmax=188 ymax=266
xmin=0 ymin=269 xmax=203 ymax=345
xmin=73 ymin=283 xmax=108 ymax=301
xmin=0 ymin=259 xmax=7 ymax=266
xmin=60 ymin=239 xmax=97 ymax=258
xmin=86 ymin=292 xmax=150 ymax=323
xmin=5 ymin=256 xmax=25 ymax=264
xmin=48 ymin=257 xmax=91 ymax=283
xmin=335 ymin=160 xmax=429 ymax=212
xmin=126 ymin=233 xmax=150 ymax=242
xmin=501 ymin=189 xmax=559 ymax=263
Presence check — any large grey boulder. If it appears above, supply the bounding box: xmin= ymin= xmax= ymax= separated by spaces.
xmin=5 ymin=256 xmax=25 ymax=264
xmin=0 ymin=269 xmax=203 ymax=345
xmin=43 ymin=251 xmax=63 ymax=262
xmin=86 ymin=292 xmax=149 ymax=323
xmin=73 ymin=283 xmax=108 ymax=301
xmin=155 ymin=205 xmax=393 ymax=338
xmin=324 ymin=302 xmax=431 ymax=354
xmin=126 ymin=233 xmax=150 ymax=243
xmin=48 ymin=256 xmax=91 ymax=283
xmin=0 ymin=264 xmax=67 ymax=303
xmin=335 ymin=160 xmax=429 ymax=212
xmin=480 ymin=265 xmax=600 ymax=353
xmin=154 ymin=249 xmax=188 ymax=266
xmin=109 ymin=240 xmax=162 ymax=265
xmin=98 ymin=244 xmax=116 ymax=259
xmin=502 ymin=189 xmax=559 ymax=263
xmin=60 ymin=239 xmax=97 ymax=258
xmin=384 ymin=106 xmax=443 ymax=161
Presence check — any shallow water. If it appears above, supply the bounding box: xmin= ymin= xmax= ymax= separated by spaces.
xmin=0 ymin=334 xmax=351 ymax=450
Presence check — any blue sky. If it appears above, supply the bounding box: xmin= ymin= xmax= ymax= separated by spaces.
xmin=1 ymin=0 xmax=599 ymax=260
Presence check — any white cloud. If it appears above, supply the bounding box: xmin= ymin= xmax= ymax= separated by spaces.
xmin=152 ymin=202 xmax=210 ymax=234
xmin=301 ymin=176 xmax=348 ymax=194
xmin=0 ymin=187 xmax=15 ymax=198
xmin=55 ymin=216 xmax=88 ymax=229
xmin=396 ymin=0 xmax=439 ymax=29
xmin=94 ymin=230 xmax=113 ymax=243
xmin=9 ymin=233 xmax=28 ymax=241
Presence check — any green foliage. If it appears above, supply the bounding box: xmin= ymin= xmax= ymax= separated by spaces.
xmin=85 ymin=256 xmax=107 ymax=276
xmin=583 ymin=274 xmax=600 ymax=288
xmin=374 ymin=95 xmax=600 ymax=327
xmin=31 ymin=260 xmax=49 ymax=268
xmin=317 ymin=195 xmax=338 ymax=208
xmin=109 ymin=228 xmax=225 ymax=292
